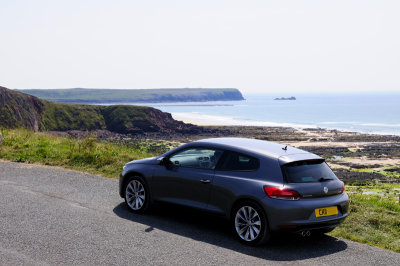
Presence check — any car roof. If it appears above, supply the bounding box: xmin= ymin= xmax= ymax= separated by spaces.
xmin=192 ymin=137 xmax=322 ymax=163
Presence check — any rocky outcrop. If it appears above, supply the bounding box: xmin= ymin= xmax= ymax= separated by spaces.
xmin=0 ymin=86 xmax=202 ymax=135
xmin=0 ymin=86 xmax=44 ymax=131
xmin=274 ymin=96 xmax=296 ymax=100
xmin=100 ymin=105 xmax=201 ymax=134
xmin=145 ymin=107 xmax=202 ymax=134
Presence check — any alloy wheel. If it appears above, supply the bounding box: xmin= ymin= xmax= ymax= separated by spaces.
xmin=234 ymin=206 xmax=262 ymax=241
xmin=125 ymin=180 xmax=146 ymax=210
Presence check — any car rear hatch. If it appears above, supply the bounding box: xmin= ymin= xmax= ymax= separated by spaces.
xmin=279 ymin=158 xmax=344 ymax=198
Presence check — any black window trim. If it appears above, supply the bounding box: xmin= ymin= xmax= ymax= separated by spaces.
xmin=215 ymin=150 xmax=260 ymax=172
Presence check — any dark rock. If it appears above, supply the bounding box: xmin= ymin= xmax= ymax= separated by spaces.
xmin=334 ymin=169 xmax=399 ymax=184
xmin=274 ymin=96 xmax=296 ymax=100
xmin=386 ymin=168 xmax=400 ymax=173
xmin=298 ymin=146 xmax=350 ymax=157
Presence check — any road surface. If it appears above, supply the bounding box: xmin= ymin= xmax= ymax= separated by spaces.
xmin=0 ymin=161 xmax=399 ymax=265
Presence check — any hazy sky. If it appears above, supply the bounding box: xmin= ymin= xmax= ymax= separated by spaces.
xmin=1 ymin=0 xmax=399 ymax=93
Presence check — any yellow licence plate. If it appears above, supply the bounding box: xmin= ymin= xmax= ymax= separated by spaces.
xmin=315 ymin=206 xmax=338 ymax=217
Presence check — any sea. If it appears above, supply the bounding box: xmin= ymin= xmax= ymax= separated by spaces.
xmin=111 ymin=93 xmax=400 ymax=136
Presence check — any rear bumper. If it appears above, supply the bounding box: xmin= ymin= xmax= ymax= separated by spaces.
xmin=287 ymin=215 xmax=347 ymax=233
xmin=261 ymin=192 xmax=349 ymax=232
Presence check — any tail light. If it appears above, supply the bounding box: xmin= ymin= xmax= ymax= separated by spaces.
xmin=264 ymin=186 xmax=301 ymax=200
xmin=340 ymin=182 xmax=345 ymax=194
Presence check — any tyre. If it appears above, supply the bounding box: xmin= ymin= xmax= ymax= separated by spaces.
xmin=124 ymin=176 xmax=150 ymax=213
xmin=232 ymin=201 xmax=270 ymax=246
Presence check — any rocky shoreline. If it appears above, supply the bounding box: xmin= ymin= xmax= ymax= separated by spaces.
xmin=46 ymin=125 xmax=400 ymax=184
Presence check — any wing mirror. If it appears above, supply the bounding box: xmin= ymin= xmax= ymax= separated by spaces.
xmin=158 ymin=157 xmax=173 ymax=169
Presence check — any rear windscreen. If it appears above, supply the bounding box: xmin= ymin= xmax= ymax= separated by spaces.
xmin=282 ymin=160 xmax=338 ymax=183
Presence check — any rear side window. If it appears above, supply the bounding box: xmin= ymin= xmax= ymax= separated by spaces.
xmin=217 ymin=151 xmax=259 ymax=171
xmin=282 ymin=160 xmax=338 ymax=183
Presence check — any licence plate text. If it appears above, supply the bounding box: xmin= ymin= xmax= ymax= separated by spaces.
xmin=315 ymin=206 xmax=338 ymax=217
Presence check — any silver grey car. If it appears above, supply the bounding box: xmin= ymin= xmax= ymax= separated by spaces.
xmin=119 ymin=138 xmax=349 ymax=245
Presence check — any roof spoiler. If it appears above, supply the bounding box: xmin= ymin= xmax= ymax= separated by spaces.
xmin=278 ymin=153 xmax=323 ymax=165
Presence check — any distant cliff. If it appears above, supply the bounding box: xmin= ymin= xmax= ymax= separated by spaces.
xmin=0 ymin=86 xmax=201 ymax=134
xmin=17 ymin=88 xmax=245 ymax=103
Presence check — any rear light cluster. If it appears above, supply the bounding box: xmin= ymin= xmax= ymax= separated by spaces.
xmin=340 ymin=182 xmax=345 ymax=194
xmin=264 ymin=186 xmax=301 ymax=200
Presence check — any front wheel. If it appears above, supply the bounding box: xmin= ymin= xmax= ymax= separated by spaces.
xmin=232 ymin=201 xmax=270 ymax=246
xmin=124 ymin=176 xmax=150 ymax=213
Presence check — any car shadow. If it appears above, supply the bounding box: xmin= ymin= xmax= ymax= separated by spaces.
xmin=113 ymin=202 xmax=348 ymax=261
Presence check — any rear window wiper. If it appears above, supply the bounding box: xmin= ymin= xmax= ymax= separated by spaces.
xmin=318 ymin=177 xmax=334 ymax=182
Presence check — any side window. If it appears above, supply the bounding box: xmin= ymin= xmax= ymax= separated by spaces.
xmin=217 ymin=151 xmax=259 ymax=171
xmin=169 ymin=148 xmax=223 ymax=170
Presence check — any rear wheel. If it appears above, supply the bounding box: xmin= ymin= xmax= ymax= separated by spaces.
xmin=124 ymin=176 xmax=150 ymax=213
xmin=232 ymin=201 xmax=270 ymax=246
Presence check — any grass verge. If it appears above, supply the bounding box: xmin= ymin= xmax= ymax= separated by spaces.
xmin=0 ymin=129 xmax=166 ymax=178
xmin=0 ymin=129 xmax=399 ymax=252
xmin=329 ymin=186 xmax=400 ymax=252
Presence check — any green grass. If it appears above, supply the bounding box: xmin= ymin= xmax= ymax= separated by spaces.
xmin=40 ymin=102 xmax=153 ymax=133
xmin=330 ymin=188 xmax=400 ymax=252
xmin=0 ymin=129 xmax=167 ymax=178
xmin=41 ymin=102 xmax=106 ymax=131
xmin=101 ymin=105 xmax=152 ymax=133
xmin=0 ymin=129 xmax=399 ymax=252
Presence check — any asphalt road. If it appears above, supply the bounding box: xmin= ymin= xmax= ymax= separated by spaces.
xmin=0 ymin=161 xmax=399 ymax=265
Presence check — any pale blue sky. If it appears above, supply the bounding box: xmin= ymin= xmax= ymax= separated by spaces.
xmin=1 ymin=0 xmax=399 ymax=93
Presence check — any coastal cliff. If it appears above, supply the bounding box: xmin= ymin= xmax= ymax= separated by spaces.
xmin=0 ymin=86 xmax=201 ymax=134
xmin=17 ymin=88 xmax=245 ymax=103
xmin=0 ymin=86 xmax=44 ymax=131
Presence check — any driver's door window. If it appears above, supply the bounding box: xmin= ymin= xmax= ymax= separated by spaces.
xmin=169 ymin=148 xmax=223 ymax=170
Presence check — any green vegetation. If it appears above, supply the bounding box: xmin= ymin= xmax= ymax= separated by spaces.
xmin=40 ymin=102 xmax=156 ymax=133
xmin=101 ymin=105 xmax=154 ymax=133
xmin=41 ymin=102 xmax=106 ymax=131
xmin=0 ymin=129 xmax=177 ymax=178
xmin=40 ymin=102 xmax=168 ymax=133
xmin=18 ymin=88 xmax=245 ymax=103
xmin=0 ymin=129 xmax=399 ymax=253
xmin=330 ymin=185 xmax=400 ymax=252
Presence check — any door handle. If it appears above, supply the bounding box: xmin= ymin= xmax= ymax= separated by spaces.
xmin=200 ymin=179 xmax=211 ymax=184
